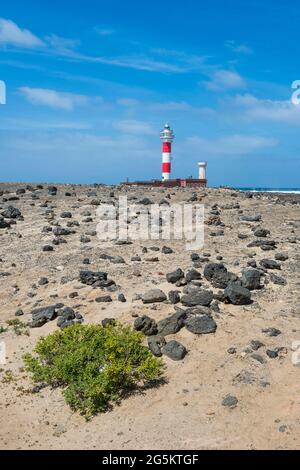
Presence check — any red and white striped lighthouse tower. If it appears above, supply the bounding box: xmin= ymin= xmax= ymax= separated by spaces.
xmin=160 ymin=123 xmax=174 ymax=181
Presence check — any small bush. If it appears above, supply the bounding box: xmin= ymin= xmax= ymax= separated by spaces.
xmin=23 ymin=322 xmax=162 ymax=418
xmin=6 ymin=319 xmax=29 ymax=336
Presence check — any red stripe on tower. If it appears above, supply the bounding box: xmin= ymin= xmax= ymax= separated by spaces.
xmin=162 ymin=142 xmax=171 ymax=152
xmin=162 ymin=162 xmax=171 ymax=172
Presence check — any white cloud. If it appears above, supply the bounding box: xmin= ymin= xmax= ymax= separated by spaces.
xmin=233 ymin=93 xmax=300 ymax=125
xmin=46 ymin=34 xmax=80 ymax=51
xmin=113 ymin=119 xmax=155 ymax=135
xmin=225 ymin=40 xmax=253 ymax=55
xmin=117 ymin=98 xmax=140 ymax=107
xmin=0 ymin=18 xmax=44 ymax=48
xmin=203 ymin=70 xmax=246 ymax=91
xmin=94 ymin=27 xmax=115 ymax=36
xmin=19 ymin=87 xmax=89 ymax=110
xmin=184 ymin=134 xmax=278 ymax=157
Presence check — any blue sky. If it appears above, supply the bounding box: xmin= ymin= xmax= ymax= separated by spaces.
xmin=1 ymin=0 xmax=300 ymax=187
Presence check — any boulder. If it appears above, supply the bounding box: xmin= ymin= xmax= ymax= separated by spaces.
xmin=147 ymin=335 xmax=166 ymax=357
xmin=31 ymin=305 xmax=57 ymax=327
xmin=224 ymin=283 xmax=251 ymax=305
xmin=0 ymin=217 xmax=10 ymax=229
xmin=166 ymin=268 xmax=184 ymax=284
xmin=275 ymin=252 xmax=288 ymax=261
xmin=134 ymin=315 xmax=158 ymax=336
xmin=241 ymin=268 xmax=261 ymax=290
xmin=185 ymin=268 xmax=201 ymax=283
xmin=185 ymin=314 xmax=217 ymax=334
xmin=141 ymin=289 xmax=167 ymax=304
xmin=181 ymin=289 xmax=213 ymax=307
xmin=161 ymin=340 xmax=187 ymax=361
xmin=240 ymin=214 xmax=261 ymax=222
xmin=157 ymin=310 xmax=186 ymax=336
xmin=1 ymin=206 xmax=22 ymax=219
xmin=259 ymin=259 xmax=281 ymax=270
xmin=203 ymin=262 xmax=237 ymax=288
xmin=168 ymin=290 xmax=180 ymax=304
xmin=254 ymin=228 xmax=270 ymax=237
xmin=79 ymin=270 xmax=108 ymax=286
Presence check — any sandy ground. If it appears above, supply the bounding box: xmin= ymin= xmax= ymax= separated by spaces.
xmin=0 ymin=183 xmax=300 ymax=450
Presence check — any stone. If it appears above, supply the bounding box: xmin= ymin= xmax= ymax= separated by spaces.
xmin=240 ymin=214 xmax=261 ymax=222
xmin=241 ymin=268 xmax=261 ymax=290
xmin=203 ymin=262 xmax=237 ymax=289
xmin=80 ymin=235 xmax=91 ymax=243
xmin=147 ymin=335 xmax=166 ymax=357
xmin=266 ymin=349 xmax=278 ymax=359
xmin=181 ymin=289 xmax=214 ymax=307
xmin=42 ymin=245 xmax=54 ymax=252
xmin=161 ymin=340 xmax=187 ymax=361
xmin=269 ymin=273 xmax=287 ymax=286
xmin=161 ymin=246 xmax=173 ymax=254
xmin=15 ymin=309 xmax=24 ymax=317
xmin=254 ymin=228 xmax=270 ymax=237
xmin=251 ymin=353 xmax=266 ymax=364
xmin=222 ymin=395 xmax=238 ymax=407
xmin=101 ymin=318 xmax=115 ymax=327
xmin=157 ymin=310 xmax=186 ymax=336
xmin=48 ymin=186 xmax=57 ymax=195
xmin=250 ymin=340 xmax=264 ymax=351
xmin=31 ymin=305 xmax=57 ymax=327
xmin=166 ymin=268 xmax=184 ymax=284
xmin=139 ymin=197 xmax=152 ymax=205
xmin=1 ymin=206 xmax=22 ymax=219
xmin=60 ymin=211 xmax=72 ymax=218
xmin=118 ymin=293 xmax=126 ymax=302
xmin=168 ymin=290 xmax=180 ymax=304
xmin=259 ymin=259 xmax=281 ymax=270
xmin=275 ymin=252 xmax=289 ymax=261
xmin=247 ymin=239 xmax=276 ymax=248
xmin=79 ymin=270 xmax=107 ymax=286
xmin=141 ymin=289 xmax=167 ymax=304
xmin=95 ymin=295 xmax=112 ymax=303
xmin=134 ymin=315 xmax=158 ymax=336
xmin=184 ymin=314 xmax=217 ymax=334
xmin=0 ymin=218 xmax=10 ymax=229
xmin=38 ymin=277 xmax=48 ymax=286
xmin=53 ymin=226 xmax=73 ymax=236
xmin=185 ymin=268 xmax=201 ymax=283
xmin=262 ymin=327 xmax=281 ymax=337
xmin=111 ymin=256 xmax=125 ymax=264
xmin=227 ymin=347 xmax=236 ymax=354
xmin=224 ymin=283 xmax=251 ymax=305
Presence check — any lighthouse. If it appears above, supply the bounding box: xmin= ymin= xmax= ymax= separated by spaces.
xmin=160 ymin=123 xmax=174 ymax=181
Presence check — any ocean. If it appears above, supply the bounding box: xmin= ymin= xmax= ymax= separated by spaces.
xmin=238 ymin=188 xmax=300 ymax=194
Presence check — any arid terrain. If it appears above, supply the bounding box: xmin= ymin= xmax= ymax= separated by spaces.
xmin=0 ymin=183 xmax=300 ymax=450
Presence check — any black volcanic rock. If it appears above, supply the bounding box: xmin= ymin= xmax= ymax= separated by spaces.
xmin=166 ymin=268 xmax=184 ymax=284
xmin=204 ymin=262 xmax=237 ymax=288
xmin=185 ymin=314 xmax=217 ymax=334
xmin=224 ymin=283 xmax=252 ymax=305
xmin=181 ymin=289 xmax=213 ymax=307
xmin=241 ymin=268 xmax=261 ymax=290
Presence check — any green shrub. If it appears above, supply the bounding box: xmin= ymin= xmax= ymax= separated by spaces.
xmin=23 ymin=322 xmax=162 ymax=418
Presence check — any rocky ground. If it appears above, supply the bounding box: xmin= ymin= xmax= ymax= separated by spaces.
xmin=0 ymin=182 xmax=300 ymax=450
